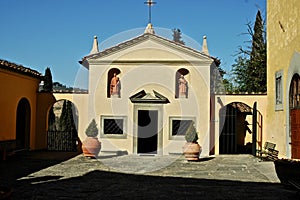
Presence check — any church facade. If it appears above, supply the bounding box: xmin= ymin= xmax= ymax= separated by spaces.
xmin=78 ymin=25 xmax=218 ymax=156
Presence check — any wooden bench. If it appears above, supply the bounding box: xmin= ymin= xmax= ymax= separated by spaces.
xmin=257 ymin=142 xmax=276 ymax=160
xmin=265 ymin=148 xmax=279 ymax=161
xmin=0 ymin=140 xmax=16 ymax=161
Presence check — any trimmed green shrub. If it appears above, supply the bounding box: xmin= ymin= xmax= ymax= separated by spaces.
xmin=185 ymin=122 xmax=198 ymax=143
xmin=85 ymin=119 xmax=98 ymax=137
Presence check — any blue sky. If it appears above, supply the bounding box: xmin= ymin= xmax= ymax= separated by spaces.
xmin=0 ymin=0 xmax=266 ymax=88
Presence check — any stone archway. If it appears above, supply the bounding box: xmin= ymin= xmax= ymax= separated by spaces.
xmin=47 ymin=99 xmax=79 ymax=151
xmin=219 ymin=102 xmax=252 ymax=154
xmin=16 ymin=98 xmax=31 ymax=150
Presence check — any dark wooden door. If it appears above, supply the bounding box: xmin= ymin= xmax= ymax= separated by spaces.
xmin=291 ymin=109 xmax=300 ymax=159
xmin=137 ymin=110 xmax=158 ymax=154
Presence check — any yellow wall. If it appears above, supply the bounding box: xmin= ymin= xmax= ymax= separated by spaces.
xmin=214 ymin=94 xmax=267 ymax=154
xmin=0 ymin=69 xmax=40 ymax=150
xmin=35 ymin=93 xmax=56 ymax=149
xmin=267 ymin=0 xmax=300 ymax=157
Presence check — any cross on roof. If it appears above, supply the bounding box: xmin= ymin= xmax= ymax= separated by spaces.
xmin=144 ymin=0 xmax=157 ymax=24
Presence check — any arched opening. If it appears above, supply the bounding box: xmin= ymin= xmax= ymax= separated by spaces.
xmin=175 ymin=68 xmax=189 ymax=98
xmin=16 ymin=98 xmax=31 ymax=150
xmin=289 ymin=73 xmax=300 ymax=159
xmin=47 ymin=99 xmax=79 ymax=151
xmin=107 ymin=68 xmax=121 ymax=98
xmin=219 ymin=102 xmax=253 ymax=154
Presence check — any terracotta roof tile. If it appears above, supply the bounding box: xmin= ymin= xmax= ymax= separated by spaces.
xmin=0 ymin=59 xmax=43 ymax=79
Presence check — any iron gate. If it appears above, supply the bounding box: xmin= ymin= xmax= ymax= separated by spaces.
xmin=47 ymin=131 xmax=78 ymax=151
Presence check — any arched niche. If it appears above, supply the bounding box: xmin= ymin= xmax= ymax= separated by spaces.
xmin=175 ymin=68 xmax=189 ymax=98
xmin=107 ymin=68 xmax=121 ymax=98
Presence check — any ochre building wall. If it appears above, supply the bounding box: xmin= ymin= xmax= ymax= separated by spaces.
xmin=0 ymin=69 xmax=40 ymax=150
xmin=267 ymin=0 xmax=300 ymax=157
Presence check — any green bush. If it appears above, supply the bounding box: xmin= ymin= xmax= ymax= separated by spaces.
xmin=85 ymin=119 xmax=98 ymax=137
xmin=185 ymin=122 xmax=198 ymax=143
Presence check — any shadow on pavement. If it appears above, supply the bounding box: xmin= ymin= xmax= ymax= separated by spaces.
xmin=13 ymin=169 xmax=296 ymax=200
xmin=0 ymin=150 xmax=80 ymax=186
xmin=0 ymin=151 xmax=298 ymax=199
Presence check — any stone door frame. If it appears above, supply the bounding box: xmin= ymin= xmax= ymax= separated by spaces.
xmin=133 ymin=104 xmax=163 ymax=156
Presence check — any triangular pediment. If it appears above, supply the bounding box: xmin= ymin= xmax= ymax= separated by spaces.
xmin=82 ymin=33 xmax=214 ymax=64
xmin=129 ymin=90 xmax=170 ymax=104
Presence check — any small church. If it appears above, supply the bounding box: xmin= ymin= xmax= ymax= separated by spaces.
xmin=78 ymin=22 xmax=219 ymax=156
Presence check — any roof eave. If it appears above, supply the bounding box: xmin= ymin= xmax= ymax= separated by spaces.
xmin=81 ymin=33 xmax=215 ymax=63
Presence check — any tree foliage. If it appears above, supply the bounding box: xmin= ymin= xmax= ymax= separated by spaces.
xmin=65 ymin=101 xmax=77 ymax=134
xmin=59 ymin=100 xmax=77 ymax=135
xmin=211 ymin=58 xmax=235 ymax=94
xmin=43 ymin=67 xmax=53 ymax=92
xmin=231 ymin=10 xmax=266 ymax=93
xmin=48 ymin=107 xmax=56 ymax=131
xmin=59 ymin=100 xmax=67 ymax=131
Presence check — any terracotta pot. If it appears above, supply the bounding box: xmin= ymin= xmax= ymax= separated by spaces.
xmin=183 ymin=142 xmax=202 ymax=161
xmin=82 ymin=137 xmax=101 ymax=158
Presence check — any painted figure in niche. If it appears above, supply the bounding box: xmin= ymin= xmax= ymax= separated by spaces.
xmin=178 ymin=75 xmax=188 ymax=98
xmin=110 ymin=73 xmax=121 ymax=97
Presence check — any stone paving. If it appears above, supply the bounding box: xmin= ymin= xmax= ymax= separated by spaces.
xmin=0 ymin=152 xmax=297 ymax=199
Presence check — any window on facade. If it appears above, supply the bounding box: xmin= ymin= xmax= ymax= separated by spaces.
xmin=104 ymin=119 xmax=123 ymax=134
xmin=172 ymin=120 xmax=193 ymax=136
xmin=275 ymin=70 xmax=283 ymax=110
xmin=276 ymin=76 xmax=282 ymax=104
xmin=175 ymin=68 xmax=189 ymax=98
xmin=100 ymin=116 xmax=127 ymax=138
xmin=169 ymin=117 xmax=195 ymax=140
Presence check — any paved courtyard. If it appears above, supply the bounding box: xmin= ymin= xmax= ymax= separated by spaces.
xmin=0 ymin=152 xmax=297 ymax=199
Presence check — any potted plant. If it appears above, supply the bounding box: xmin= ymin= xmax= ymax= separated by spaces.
xmin=82 ymin=119 xmax=101 ymax=158
xmin=182 ymin=122 xmax=202 ymax=161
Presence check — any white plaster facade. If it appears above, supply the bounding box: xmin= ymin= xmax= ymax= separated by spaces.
xmin=74 ymin=32 xmax=217 ymax=156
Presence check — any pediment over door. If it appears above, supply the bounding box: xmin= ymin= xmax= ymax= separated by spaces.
xmin=129 ymin=90 xmax=170 ymax=104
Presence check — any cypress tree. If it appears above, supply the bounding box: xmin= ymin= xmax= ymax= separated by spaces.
xmin=250 ymin=11 xmax=264 ymax=59
xmin=48 ymin=107 xmax=56 ymax=131
xmin=59 ymin=100 xmax=67 ymax=131
xmin=231 ymin=10 xmax=266 ymax=93
xmin=43 ymin=67 xmax=53 ymax=92
xmin=66 ymin=101 xmax=77 ymax=150
xmin=248 ymin=10 xmax=266 ymax=92
xmin=66 ymin=101 xmax=77 ymax=133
